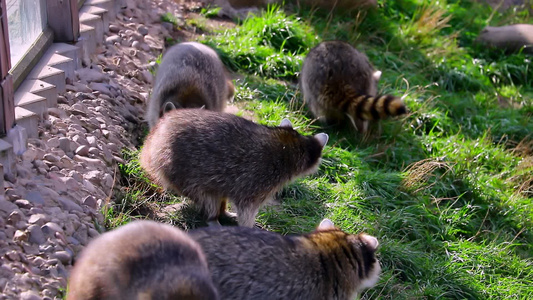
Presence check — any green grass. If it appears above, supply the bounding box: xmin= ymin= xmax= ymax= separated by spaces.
xmin=111 ymin=1 xmax=533 ymax=299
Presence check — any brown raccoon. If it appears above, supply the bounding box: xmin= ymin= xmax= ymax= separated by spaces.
xmin=67 ymin=220 xmax=218 ymax=300
xmin=139 ymin=109 xmax=328 ymax=227
xmin=189 ymin=218 xmax=381 ymax=300
xmin=300 ymin=40 xmax=406 ymax=133
xmin=145 ymin=41 xmax=234 ymax=128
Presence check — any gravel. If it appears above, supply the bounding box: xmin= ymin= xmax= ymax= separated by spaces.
xmin=0 ymin=0 xmax=184 ymax=298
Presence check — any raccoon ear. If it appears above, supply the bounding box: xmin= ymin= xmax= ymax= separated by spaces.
xmin=359 ymin=233 xmax=379 ymax=251
xmin=280 ymin=118 xmax=293 ymax=128
xmin=317 ymin=218 xmax=336 ymax=231
xmin=372 ymin=70 xmax=382 ymax=81
xmin=314 ymin=133 xmax=329 ymax=148
xmin=163 ymin=101 xmax=176 ymax=113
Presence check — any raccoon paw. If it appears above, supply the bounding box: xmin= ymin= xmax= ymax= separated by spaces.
xmin=222 ymin=211 xmax=237 ymax=219
xmin=207 ymin=219 xmax=222 ymax=227
xmin=218 ymin=211 xmax=239 ymax=226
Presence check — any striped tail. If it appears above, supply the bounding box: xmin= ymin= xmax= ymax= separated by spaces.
xmin=344 ymin=94 xmax=407 ymax=121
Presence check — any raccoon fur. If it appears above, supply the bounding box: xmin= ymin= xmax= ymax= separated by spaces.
xmin=189 ymin=218 xmax=381 ymax=300
xmin=66 ymin=220 xmax=218 ymax=300
xmin=139 ymin=109 xmax=328 ymax=227
xmin=300 ymin=40 xmax=406 ymax=133
xmin=145 ymin=42 xmax=234 ymax=128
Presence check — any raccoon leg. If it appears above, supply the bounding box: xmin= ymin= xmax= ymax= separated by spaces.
xmin=219 ymin=198 xmax=237 ymax=219
xmin=235 ymin=203 xmax=260 ymax=228
xmin=200 ymin=195 xmax=223 ymax=227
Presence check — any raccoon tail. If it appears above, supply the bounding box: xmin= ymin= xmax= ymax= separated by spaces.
xmin=344 ymin=94 xmax=407 ymax=121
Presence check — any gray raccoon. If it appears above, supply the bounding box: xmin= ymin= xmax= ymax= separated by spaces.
xmin=189 ymin=218 xmax=381 ymax=300
xmin=66 ymin=220 xmax=218 ymax=300
xmin=300 ymin=40 xmax=406 ymax=133
xmin=145 ymin=41 xmax=234 ymax=128
xmin=139 ymin=109 xmax=328 ymax=227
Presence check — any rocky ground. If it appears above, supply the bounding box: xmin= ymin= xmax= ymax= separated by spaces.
xmin=0 ymin=0 xmax=188 ymax=298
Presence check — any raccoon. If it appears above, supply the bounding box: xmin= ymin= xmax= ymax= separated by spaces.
xmin=300 ymin=40 xmax=406 ymax=133
xmin=139 ymin=109 xmax=328 ymax=227
xmin=145 ymin=41 xmax=234 ymax=128
xmin=66 ymin=220 xmax=218 ymax=300
xmin=189 ymin=218 xmax=381 ymax=300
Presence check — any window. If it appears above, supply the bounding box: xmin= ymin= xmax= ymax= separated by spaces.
xmin=6 ymin=0 xmax=47 ymax=67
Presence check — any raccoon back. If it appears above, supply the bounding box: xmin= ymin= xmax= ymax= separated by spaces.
xmin=146 ymin=42 xmax=231 ymax=128
xmin=188 ymin=224 xmax=380 ymax=300
xmin=301 ymin=41 xmax=406 ymax=122
xmin=140 ymin=109 xmax=325 ymax=201
xmin=67 ymin=220 xmax=218 ymax=300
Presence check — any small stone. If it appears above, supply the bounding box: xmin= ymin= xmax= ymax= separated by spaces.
xmin=20 ymin=291 xmax=41 ymax=300
xmin=48 ymin=107 xmax=68 ymax=118
xmin=22 ymin=243 xmax=40 ymax=255
xmin=74 ymin=155 xmax=106 ymax=168
xmin=16 ymin=164 xmax=32 ymax=179
xmin=52 ymin=250 xmax=72 ymax=265
xmin=6 ymin=250 xmax=20 ymax=261
xmin=43 ymin=153 xmax=60 ymax=163
xmin=15 ymin=220 xmax=27 ymax=230
xmin=83 ymin=179 xmax=97 ymax=193
xmin=33 ymin=159 xmax=47 ymax=169
xmin=58 ymin=137 xmax=72 ymax=153
xmin=7 ymin=210 xmax=23 ymax=225
xmin=73 ymin=225 xmax=88 ymax=245
xmin=22 ymin=149 xmax=37 ymax=162
xmin=141 ymin=69 xmax=153 ymax=84
xmin=103 ymin=173 xmax=114 ymax=189
xmin=24 ymin=191 xmax=45 ymax=205
xmin=14 ymin=199 xmax=32 ymax=209
xmin=140 ymin=42 xmax=151 ymax=52
xmin=5 ymin=189 xmax=22 ymax=201
xmin=75 ymin=145 xmax=90 ymax=156
xmin=69 ymin=170 xmax=83 ymax=182
xmin=137 ymin=25 xmax=149 ymax=35
xmin=58 ymin=197 xmax=83 ymax=212
xmin=60 ymin=177 xmax=79 ymax=190
xmin=109 ymin=24 xmax=121 ymax=33
xmin=73 ymin=134 xmax=89 ymax=146
xmin=87 ymin=136 xmax=97 ymax=146
xmin=0 ymin=199 xmax=18 ymax=213
xmin=41 ymin=222 xmax=64 ymax=235
xmin=28 ymin=224 xmax=46 ymax=244
xmin=88 ymin=147 xmax=99 ymax=155
xmin=76 ymin=68 xmax=108 ymax=83
xmin=105 ymin=34 xmax=122 ymax=44
xmin=4 ymin=225 xmax=15 ymax=239
xmin=13 ymin=230 xmax=28 ymax=242
xmin=67 ymin=236 xmax=80 ymax=245
xmin=88 ymin=228 xmax=100 ymax=238
xmin=89 ymin=82 xmax=112 ymax=96
xmin=46 ymin=137 xmax=60 ymax=148
xmin=28 ymin=214 xmax=48 ymax=226
xmin=82 ymin=196 xmax=97 ymax=209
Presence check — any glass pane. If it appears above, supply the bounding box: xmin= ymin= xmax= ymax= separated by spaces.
xmin=7 ymin=0 xmax=47 ymax=67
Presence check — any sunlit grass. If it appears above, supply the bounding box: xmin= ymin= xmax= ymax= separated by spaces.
xmin=114 ymin=2 xmax=533 ymax=299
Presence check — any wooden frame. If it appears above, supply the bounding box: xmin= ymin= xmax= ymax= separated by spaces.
xmin=0 ymin=0 xmax=14 ymax=136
